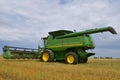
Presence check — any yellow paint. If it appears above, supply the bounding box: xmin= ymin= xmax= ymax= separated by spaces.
xmin=67 ymin=55 xmax=74 ymax=64
xmin=42 ymin=52 xmax=49 ymax=62
xmin=47 ymin=44 xmax=83 ymax=48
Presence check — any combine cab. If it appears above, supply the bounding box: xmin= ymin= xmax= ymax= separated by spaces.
xmin=3 ymin=46 xmax=40 ymax=59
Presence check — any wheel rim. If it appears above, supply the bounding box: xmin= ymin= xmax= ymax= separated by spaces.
xmin=42 ymin=52 xmax=49 ymax=61
xmin=67 ymin=55 xmax=74 ymax=64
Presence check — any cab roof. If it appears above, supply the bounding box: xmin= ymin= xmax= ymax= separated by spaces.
xmin=48 ymin=30 xmax=73 ymax=36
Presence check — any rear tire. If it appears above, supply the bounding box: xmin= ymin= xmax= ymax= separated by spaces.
xmin=41 ymin=49 xmax=54 ymax=62
xmin=65 ymin=52 xmax=78 ymax=64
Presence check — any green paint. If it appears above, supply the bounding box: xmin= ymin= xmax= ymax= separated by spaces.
xmin=3 ymin=51 xmax=11 ymax=59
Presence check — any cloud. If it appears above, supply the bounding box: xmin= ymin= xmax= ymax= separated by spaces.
xmin=0 ymin=0 xmax=120 ymax=57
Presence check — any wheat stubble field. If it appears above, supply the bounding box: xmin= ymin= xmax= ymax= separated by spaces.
xmin=0 ymin=56 xmax=120 ymax=80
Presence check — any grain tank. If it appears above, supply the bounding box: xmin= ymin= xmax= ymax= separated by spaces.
xmin=40 ymin=26 xmax=117 ymax=64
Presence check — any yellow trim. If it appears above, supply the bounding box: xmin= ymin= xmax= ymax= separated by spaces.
xmin=64 ymin=44 xmax=82 ymax=46
xmin=47 ymin=44 xmax=83 ymax=48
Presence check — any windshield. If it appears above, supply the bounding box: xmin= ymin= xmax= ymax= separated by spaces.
xmin=39 ymin=38 xmax=45 ymax=48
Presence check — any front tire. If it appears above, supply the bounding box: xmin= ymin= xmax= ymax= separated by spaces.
xmin=65 ymin=52 xmax=78 ymax=64
xmin=41 ymin=49 xmax=54 ymax=62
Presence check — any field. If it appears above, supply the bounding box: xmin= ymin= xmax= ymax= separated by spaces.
xmin=0 ymin=56 xmax=120 ymax=80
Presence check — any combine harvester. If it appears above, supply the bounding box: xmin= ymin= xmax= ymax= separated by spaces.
xmin=3 ymin=26 xmax=117 ymax=64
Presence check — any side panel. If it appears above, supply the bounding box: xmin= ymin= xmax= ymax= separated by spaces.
xmin=54 ymin=51 xmax=66 ymax=60
xmin=46 ymin=35 xmax=95 ymax=51
xmin=83 ymin=35 xmax=95 ymax=49
xmin=46 ymin=38 xmax=63 ymax=51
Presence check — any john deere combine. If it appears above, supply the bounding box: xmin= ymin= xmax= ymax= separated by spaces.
xmin=3 ymin=26 xmax=117 ymax=64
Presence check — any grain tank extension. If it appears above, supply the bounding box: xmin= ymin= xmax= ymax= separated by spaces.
xmin=40 ymin=26 xmax=117 ymax=64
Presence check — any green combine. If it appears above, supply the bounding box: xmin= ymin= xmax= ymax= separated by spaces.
xmin=3 ymin=26 xmax=117 ymax=64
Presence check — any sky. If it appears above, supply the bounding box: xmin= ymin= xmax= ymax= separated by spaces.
xmin=0 ymin=0 xmax=120 ymax=58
